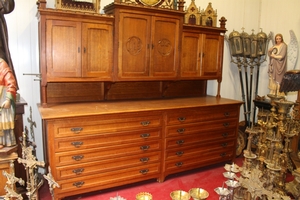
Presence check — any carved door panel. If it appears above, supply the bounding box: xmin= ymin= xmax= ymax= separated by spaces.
xmin=181 ymin=32 xmax=202 ymax=77
xmin=201 ymin=34 xmax=223 ymax=78
xmin=151 ymin=17 xmax=179 ymax=78
xmin=119 ymin=13 xmax=151 ymax=78
xmin=82 ymin=23 xmax=113 ymax=78
xmin=46 ymin=20 xmax=81 ymax=77
xmin=46 ymin=20 xmax=113 ymax=79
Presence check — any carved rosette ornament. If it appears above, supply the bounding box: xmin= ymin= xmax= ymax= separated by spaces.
xmin=157 ymin=38 xmax=172 ymax=56
xmin=126 ymin=36 xmax=142 ymax=55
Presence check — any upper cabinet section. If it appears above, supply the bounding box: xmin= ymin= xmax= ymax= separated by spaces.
xmin=36 ymin=0 xmax=227 ymax=106
xmin=38 ymin=9 xmax=114 ymax=82
xmin=104 ymin=4 xmax=184 ymax=81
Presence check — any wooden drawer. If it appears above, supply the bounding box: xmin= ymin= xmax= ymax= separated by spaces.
xmin=47 ymin=111 xmax=163 ymax=138
xmin=56 ymin=163 xmax=160 ymax=195
xmin=165 ymin=139 xmax=235 ymax=161
xmin=54 ymin=140 xmax=162 ymax=166
xmin=164 ymin=148 xmax=234 ymax=173
xmin=166 ymin=106 xmax=239 ymax=125
xmin=165 ymin=119 xmax=238 ymax=137
xmin=54 ymin=128 xmax=161 ymax=152
xmin=56 ymin=151 xmax=161 ymax=180
xmin=165 ymin=135 xmax=235 ymax=149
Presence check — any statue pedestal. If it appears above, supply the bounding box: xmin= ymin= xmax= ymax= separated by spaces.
xmin=0 ymin=151 xmax=18 ymax=196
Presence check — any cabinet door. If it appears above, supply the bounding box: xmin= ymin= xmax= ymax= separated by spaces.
xmin=118 ymin=13 xmax=151 ymax=78
xmin=201 ymin=34 xmax=223 ymax=78
xmin=151 ymin=17 xmax=179 ymax=78
xmin=82 ymin=23 xmax=113 ymax=78
xmin=46 ymin=20 xmax=81 ymax=77
xmin=180 ymin=32 xmax=202 ymax=77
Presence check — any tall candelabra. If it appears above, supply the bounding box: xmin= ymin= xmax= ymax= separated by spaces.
xmin=226 ymin=28 xmax=271 ymax=128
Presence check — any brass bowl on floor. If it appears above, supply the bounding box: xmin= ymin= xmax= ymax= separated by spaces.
xmin=170 ymin=190 xmax=190 ymax=200
xmin=136 ymin=192 xmax=152 ymax=200
xmin=189 ymin=188 xmax=209 ymax=200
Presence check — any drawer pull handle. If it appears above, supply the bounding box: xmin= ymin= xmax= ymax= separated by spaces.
xmin=71 ymin=141 xmax=83 ymax=148
xmin=223 ymin=122 xmax=229 ymax=127
xmin=222 ymin=133 xmax=228 ymax=137
xmin=72 ymin=155 xmax=84 ymax=161
xmin=140 ymin=145 xmax=150 ymax=151
xmin=224 ymin=112 xmax=230 ymax=117
xmin=176 ymin=151 xmax=184 ymax=156
xmin=73 ymin=181 xmax=84 ymax=188
xmin=175 ymin=162 xmax=183 ymax=167
xmin=177 ymin=117 xmax=186 ymax=122
xmin=140 ymin=133 xmax=150 ymax=138
xmin=221 ymin=143 xmax=228 ymax=147
xmin=220 ymin=153 xmax=226 ymax=157
xmin=177 ymin=128 xmax=185 ymax=134
xmin=140 ymin=157 xmax=149 ymax=163
xmin=73 ymin=168 xmax=84 ymax=175
xmin=141 ymin=121 xmax=150 ymax=126
xmin=71 ymin=127 xmax=83 ymax=134
xmin=140 ymin=169 xmax=149 ymax=175
xmin=176 ymin=140 xmax=185 ymax=145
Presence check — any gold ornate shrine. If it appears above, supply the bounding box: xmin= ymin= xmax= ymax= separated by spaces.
xmin=184 ymin=0 xmax=201 ymax=25
xmin=184 ymin=1 xmax=218 ymax=27
xmin=201 ymin=2 xmax=217 ymax=27
xmin=55 ymin=0 xmax=101 ymax=13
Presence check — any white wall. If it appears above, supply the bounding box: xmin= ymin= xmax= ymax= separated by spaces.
xmin=4 ymin=0 xmax=300 ymax=162
xmin=5 ymin=1 xmax=42 ymax=160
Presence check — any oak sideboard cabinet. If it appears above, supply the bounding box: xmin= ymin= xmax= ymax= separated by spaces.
xmin=36 ymin=0 xmax=242 ymax=199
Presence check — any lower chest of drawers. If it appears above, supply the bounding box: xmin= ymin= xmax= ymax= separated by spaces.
xmin=39 ymin=98 xmax=242 ymax=199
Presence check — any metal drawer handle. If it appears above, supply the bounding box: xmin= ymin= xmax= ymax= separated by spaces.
xmin=71 ymin=141 xmax=83 ymax=148
xmin=220 ymin=153 xmax=226 ymax=157
xmin=177 ymin=128 xmax=185 ymax=134
xmin=140 ymin=145 xmax=150 ymax=151
xmin=176 ymin=151 xmax=184 ymax=156
xmin=177 ymin=117 xmax=186 ymax=122
xmin=140 ymin=133 xmax=150 ymax=138
xmin=72 ymin=155 xmax=84 ymax=161
xmin=221 ymin=143 xmax=228 ymax=147
xmin=141 ymin=121 xmax=150 ymax=126
xmin=73 ymin=181 xmax=84 ymax=188
xmin=176 ymin=140 xmax=185 ymax=145
xmin=140 ymin=157 xmax=149 ymax=163
xmin=175 ymin=162 xmax=183 ymax=167
xmin=224 ymin=112 xmax=230 ymax=117
xmin=222 ymin=133 xmax=228 ymax=137
xmin=71 ymin=127 xmax=83 ymax=134
xmin=139 ymin=169 xmax=149 ymax=175
xmin=73 ymin=168 xmax=84 ymax=175
xmin=223 ymin=122 xmax=229 ymax=127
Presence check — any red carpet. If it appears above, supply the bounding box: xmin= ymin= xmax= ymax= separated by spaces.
xmin=39 ymin=157 xmax=245 ymax=199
